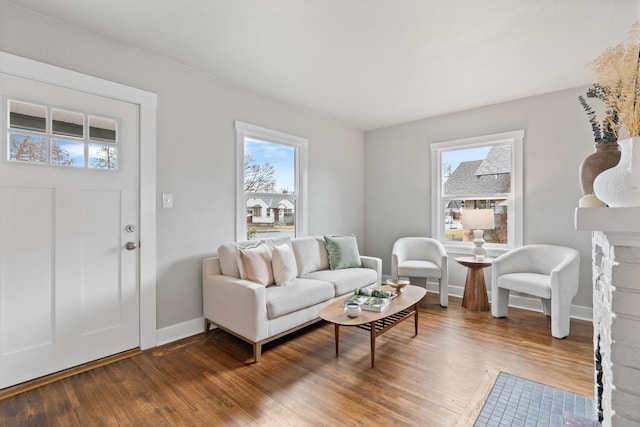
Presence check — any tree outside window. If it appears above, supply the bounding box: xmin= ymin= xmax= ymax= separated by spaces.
xmin=235 ymin=121 xmax=308 ymax=241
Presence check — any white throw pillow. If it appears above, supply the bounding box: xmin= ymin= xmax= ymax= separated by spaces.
xmin=237 ymin=242 xmax=274 ymax=286
xmin=218 ymin=240 xmax=256 ymax=278
xmin=292 ymin=236 xmax=330 ymax=275
xmin=271 ymin=243 xmax=298 ymax=286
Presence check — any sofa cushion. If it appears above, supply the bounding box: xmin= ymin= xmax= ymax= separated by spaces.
xmin=217 ymin=236 xmax=291 ymax=278
xmin=272 ymin=243 xmax=298 ymax=286
xmin=303 ymin=267 xmax=377 ymax=296
xmin=265 ymin=278 xmax=334 ymax=319
xmin=237 ymin=242 xmax=274 ymax=286
xmin=324 ymin=234 xmax=362 ymax=270
xmin=291 ymin=236 xmax=330 ymax=275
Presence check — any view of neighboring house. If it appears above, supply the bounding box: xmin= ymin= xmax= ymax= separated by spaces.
xmin=246 ymin=196 xmax=295 ymax=225
xmin=444 ymin=145 xmax=511 ymax=199
xmin=443 ymin=145 xmax=511 ymax=243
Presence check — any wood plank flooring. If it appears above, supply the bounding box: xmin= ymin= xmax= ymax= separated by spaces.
xmin=0 ymin=293 xmax=594 ymax=426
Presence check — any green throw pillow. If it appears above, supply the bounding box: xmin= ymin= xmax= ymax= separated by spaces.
xmin=324 ymin=235 xmax=362 ymax=270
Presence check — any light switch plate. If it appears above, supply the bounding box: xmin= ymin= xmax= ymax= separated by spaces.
xmin=162 ymin=193 xmax=173 ymax=208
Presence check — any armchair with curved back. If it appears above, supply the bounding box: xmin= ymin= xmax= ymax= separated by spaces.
xmin=391 ymin=237 xmax=448 ymax=307
xmin=491 ymin=244 xmax=580 ymax=339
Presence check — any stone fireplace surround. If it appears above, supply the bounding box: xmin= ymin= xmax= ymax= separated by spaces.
xmin=575 ymin=207 xmax=640 ymax=426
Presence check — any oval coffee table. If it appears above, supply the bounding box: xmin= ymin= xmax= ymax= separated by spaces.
xmin=319 ymin=285 xmax=426 ymax=367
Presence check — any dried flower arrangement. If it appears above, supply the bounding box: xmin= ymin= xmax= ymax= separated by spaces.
xmin=579 ymin=84 xmax=619 ymax=143
xmin=580 ymin=23 xmax=640 ymax=141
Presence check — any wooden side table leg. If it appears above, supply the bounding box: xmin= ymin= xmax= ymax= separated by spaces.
xmin=462 ymin=266 xmax=490 ymax=311
xmin=370 ymin=321 xmax=376 ymax=368
xmin=473 ymin=269 xmax=490 ymax=311
xmin=334 ymin=323 xmax=340 ymax=356
xmin=461 ymin=267 xmax=474 ymax=309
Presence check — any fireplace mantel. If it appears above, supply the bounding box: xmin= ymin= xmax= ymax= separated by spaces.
xmin=575 ymin=207 xmax=640 ymax=237
xmin=575 ymin=207 xmax=640 ymax=426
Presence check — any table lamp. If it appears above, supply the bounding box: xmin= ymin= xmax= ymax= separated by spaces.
xmin=462 ymin=209 xmax=495 ymax=260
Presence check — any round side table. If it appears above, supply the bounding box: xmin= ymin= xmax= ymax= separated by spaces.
xmin=455 ymin=256 xmax=493 ymax=311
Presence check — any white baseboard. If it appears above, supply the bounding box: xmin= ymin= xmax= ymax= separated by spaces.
xmin=426 ymin=282 xmax=593 ymax=321
xmin=155 ymin=282 xmax=593 ymax=348
xmin=385 ymin=275 xmax=594 ymax=322
xmin=156 ymin=316 xmax=207 ymax=346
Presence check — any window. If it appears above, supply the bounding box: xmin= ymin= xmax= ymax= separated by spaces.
xmin=5 ymin=99 xmax=119 ymax=170
xmin=249 ymin=205 xmax=262 ymax=218
xmin=431 ymin=130 xmax=523 ymax=253
xmin=235 ymin=121 xmax=308 ymax=241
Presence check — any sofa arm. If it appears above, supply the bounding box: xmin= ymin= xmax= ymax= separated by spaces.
xmin=360 ymin=255 xmax=382 ymax=285
xmin=203 ymin=272 xmax=269 ymax=343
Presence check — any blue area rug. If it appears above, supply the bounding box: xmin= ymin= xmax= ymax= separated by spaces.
xmin=474 ymin=372 xmax=596 ymax=427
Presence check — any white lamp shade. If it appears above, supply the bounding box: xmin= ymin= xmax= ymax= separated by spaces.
xmin=462 ymin=209 xmax=495 ymax=230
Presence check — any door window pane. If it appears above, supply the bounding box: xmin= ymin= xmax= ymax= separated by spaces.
xmin=88 ymin=144 xmax=118 ymax=170
xmin=89 ymin=116 xmax=117 ymax=143
xmin=9 ymin=101 xmax=46 ymax=133
xmin=52 ymin=109 xmax=84 ymax=138
xmin=9 ymin=133 xmax=47 ymax=163
xmin=52 ymin=139 xmax=84 ymax=167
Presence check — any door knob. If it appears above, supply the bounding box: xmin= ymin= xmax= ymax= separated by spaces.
xmin=125 ymin=241 xmax=138 ymax=250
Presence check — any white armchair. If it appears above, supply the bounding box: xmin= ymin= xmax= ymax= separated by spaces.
xmin=491 ymin=244 xmax=580 ymax=339
xmin=391 ymin=237 xmax=448 ymax=307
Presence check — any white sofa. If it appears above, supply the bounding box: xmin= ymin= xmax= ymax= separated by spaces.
xmin=202 ymin=235 xmax=382 ymax=362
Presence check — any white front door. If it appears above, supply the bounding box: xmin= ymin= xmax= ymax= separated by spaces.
xmin=0 ymin=72 xmax=140 ymax=389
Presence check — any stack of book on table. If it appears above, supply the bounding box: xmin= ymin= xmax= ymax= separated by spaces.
xmin=344 ymin=288 xmax=396 ymax=312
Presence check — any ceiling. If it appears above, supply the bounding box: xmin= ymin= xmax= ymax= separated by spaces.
xmin=7 ymin=0 xmax=639 ymax=130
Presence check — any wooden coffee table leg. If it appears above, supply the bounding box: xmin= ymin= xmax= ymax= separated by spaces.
xmin=334 ymin=323 xmax=340 ymax=356
xmin=370 ymin=321 xmax=376 ymax=368
xmin=414 ymin=303 xmax=419 ymax=336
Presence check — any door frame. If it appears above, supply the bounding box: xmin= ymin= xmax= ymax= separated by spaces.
xmin=0 ymin=51 xmax=157 ymax=349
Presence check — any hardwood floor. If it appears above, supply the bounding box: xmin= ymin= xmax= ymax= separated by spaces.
xmin=0 ymin=293 xmax=594 ymax=426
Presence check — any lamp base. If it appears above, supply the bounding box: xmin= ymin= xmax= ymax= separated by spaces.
xmin=471 ymin=229 xmax=486 ymax=260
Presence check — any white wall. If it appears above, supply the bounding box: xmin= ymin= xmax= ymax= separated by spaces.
xmin=364 ymin=87 xmax=596 ymax=308
xmin=0 ymin=0 xmax=601 ymax=324
xmin=0 ymin=2 xmax=365 ymax=330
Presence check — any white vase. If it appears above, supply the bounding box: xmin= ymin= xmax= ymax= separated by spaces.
xmin=593 ymin=137 xmax=640 ymax=207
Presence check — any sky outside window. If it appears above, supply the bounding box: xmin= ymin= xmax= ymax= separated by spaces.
xmin=245 ymin=138 xmax=295 ymax=193
xmin=53 ymin=139 xmax=84 ymax=166
xmin=442 ymin=146 xmax=491 ymax=181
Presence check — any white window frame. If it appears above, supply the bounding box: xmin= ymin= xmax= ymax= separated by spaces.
xmin=430 ymin=130 xmax=524 ymax=255
xmin=235 ymin=121 xmax=308 ymax=241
